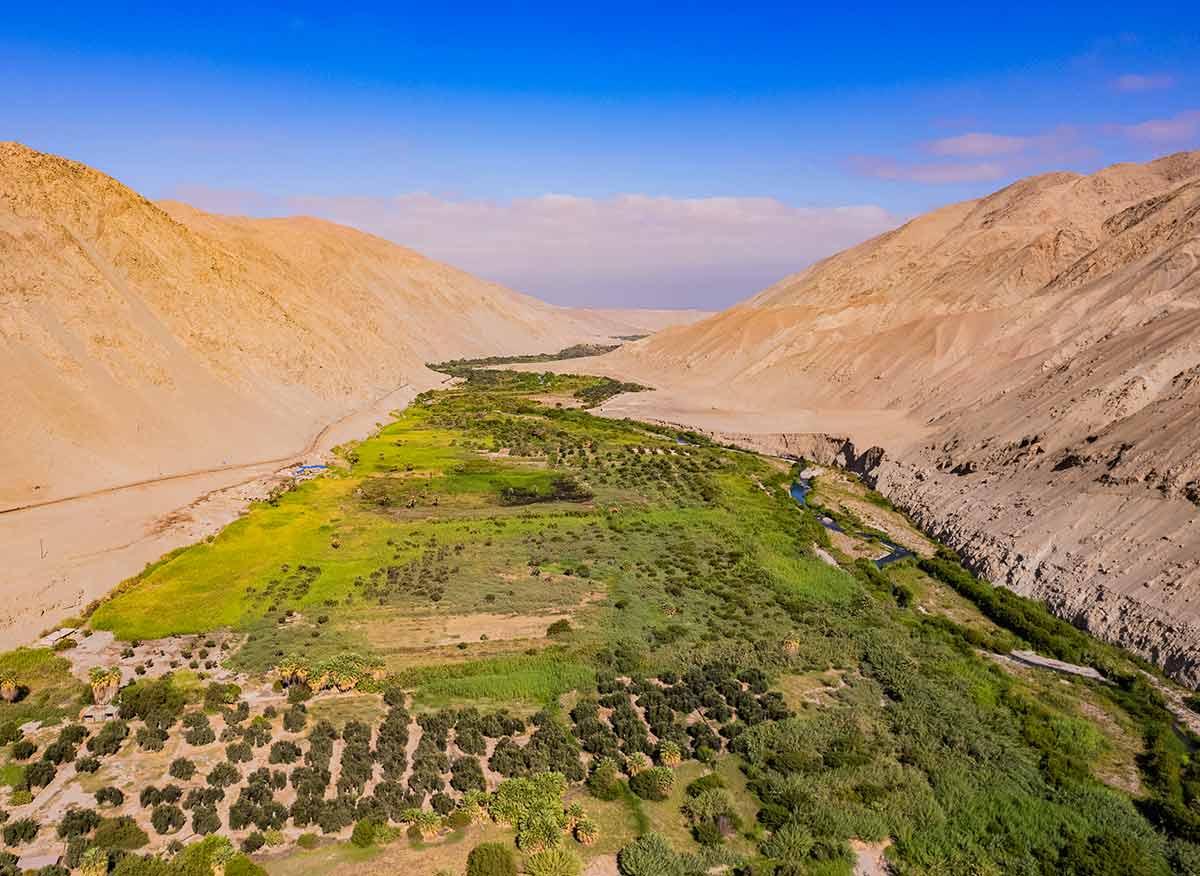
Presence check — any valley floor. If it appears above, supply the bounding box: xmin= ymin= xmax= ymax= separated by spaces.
xmin=1 ymin=371 xmax=1199 ymax=875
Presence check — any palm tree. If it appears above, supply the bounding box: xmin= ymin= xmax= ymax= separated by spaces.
xmin=89 ymin=667 xmax=121 ymax=705
xmin=460 ymin=790 xmax=491 ymax=824
xmin=626 ymin=752 xmax=651 ymax=776
xmin=274 ymin=657 xmax=305 ymax=686
xmin=414 ymin=810 xmax=442 ymax=841
xmin=574 ymin=818 xmax=599 ymax=846
xmin=79 ymin=847 xmax=108 ymax=876
xmin=209 ymin=838 xmax=235 ymax=876
xmin=563 ymin=802 xmax=585 ymax=833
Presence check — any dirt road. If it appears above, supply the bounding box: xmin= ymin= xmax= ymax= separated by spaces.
xmin=1 ymin=383 xmax=412 ymax=517
xmin=0 ymin=382 xmax=419 ymax=651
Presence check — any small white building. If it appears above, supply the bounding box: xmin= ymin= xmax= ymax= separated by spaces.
xmin=80 ymin=704 xmax=120 ymax=723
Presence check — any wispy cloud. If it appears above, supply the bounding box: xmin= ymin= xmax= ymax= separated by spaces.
xmin=167 ymin=187 xmax=899 ymax=308
xmin=849 ymin=156 xmax=1008 ymax=184
xmin=853 ymin=125 xmax=1089 ymax=185
xmin=1111 ymin=109 xmax=1200 ymax=143
xmin=167 ymin=185 xmax=273 ymax=214
xmin=1113 ymin=73 xmax=1175 ymax=93
xmin=926 ymin=132 xmax=1031 ymax=157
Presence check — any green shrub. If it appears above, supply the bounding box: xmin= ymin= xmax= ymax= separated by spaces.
xmin=226 ymin=856 xmax=268 ymax=876
xmin=118 ymin=677 xmax=185 ymax=725
xmin=74 ymin=756 xmax=101 ymax=774
xmin=207 ymin=762 xmax=240 ymax=787
xmin=617 ymin=834 xmax=686 ymax=876
xmin=282 ymin=707 xmax=307 ymax=733
xmin=466 ymin=841 xmax=516 ymax=876
xmin=192 ymin=806 xmax=221 ymax=836
xmin=25 ymin=760 xmax=55 ymax=788
xmin=203 ymin=682 xmax=241 ymax=711
xmin=150 ymin=804 xmax=184 ymax=835
xmin=761 ymin=822 xmax=815 ymax=863
xmin=94 ymin=815 xmax=148 ymax=850
xmin=684 ymin=773 xmax=724 ymax=797
xmin=629 ymin=766 xmax=673 ymax=801
xmin=297 ymin=833 xmax=319 ymax=849
xmin=169 ymin=758 xmax=195 ymax=780
xmin=350 ymin=818 xmax=377 ymax=848
xmin=57 ymin=807 xmax=100 ymax=838
xmin=587 ymin=758 xmax=623 ymax=800
xmin=95 ymin=787 xmax=125 ymax=808
xmin=2 ymin=817 xmax=38 ymax=845
xmin=525 ymin=847 xmax=582 ymax=876
xmin=86 ymin=720 xmax=129 ymax=756
xmin=693 ymin=820 xmax=723 ymax=846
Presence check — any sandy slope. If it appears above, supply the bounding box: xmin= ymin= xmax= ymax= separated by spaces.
xmin=0 ymin=143 xmax=706 ymax=508
xmin=541 ymin=152 xmax=1200 ymax=684
xmin=0 ymin=142 xmax=707 ymax=646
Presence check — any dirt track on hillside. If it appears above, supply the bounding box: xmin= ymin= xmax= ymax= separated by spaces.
xmin=0 ymin=382 xmax=420 ymax=651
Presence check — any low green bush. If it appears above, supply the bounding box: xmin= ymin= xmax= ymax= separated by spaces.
xmin=466 ymin=841 xmax=516 ymax=876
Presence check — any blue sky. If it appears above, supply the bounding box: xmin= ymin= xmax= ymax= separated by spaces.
xmin=4 ymin=2 xmax=1198 ymax=307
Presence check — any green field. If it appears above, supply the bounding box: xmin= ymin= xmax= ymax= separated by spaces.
xmin=1 ymin=369 xmax=1196 ymax=875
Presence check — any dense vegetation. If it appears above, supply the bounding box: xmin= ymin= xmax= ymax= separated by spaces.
xmin=429 ymin=343 xmax=621 ymax=373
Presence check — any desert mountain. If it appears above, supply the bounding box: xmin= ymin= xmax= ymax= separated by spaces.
xmin=0 ymin=142 xmax=706 ymax=508
xmin=561 ymin=152 xmax=1200 ymax=683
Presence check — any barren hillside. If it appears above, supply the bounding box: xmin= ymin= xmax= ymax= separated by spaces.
xmin=559 ymin=152 xmax=1200 ymax=683
xmin=0 ymin=142 xmax=705 ymax=508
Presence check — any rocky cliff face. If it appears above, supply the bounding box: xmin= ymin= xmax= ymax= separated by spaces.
xmin=870 ymin=453 xmax=1200 ymax=684
xmin=661 ymin=422 xmax=1200 ymax=686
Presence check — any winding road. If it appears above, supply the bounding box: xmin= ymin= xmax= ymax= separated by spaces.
xmin=1 ymin=382 xmax=412 ymax=517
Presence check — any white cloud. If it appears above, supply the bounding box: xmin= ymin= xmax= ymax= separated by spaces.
xmin=1113 ymin=73 xmax=1175 ymax=93
xmin=174 ymin=187 xmax=898 ymax=308
xmin=849 ymin=156 xmax=1009 ymax=184
xmin=927 ymin=132 xmax=1032 ymax=157
xmin=854 ymin=125 xmax=1088 ymax=186
xmin=1113 ymin=109 xmax=1200 ymax=144
xmin=168 ymin=185 xmax=271 ymax=215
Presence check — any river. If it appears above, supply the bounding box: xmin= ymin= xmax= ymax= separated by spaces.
xmin=790 ymin=478 xmax=913 ymax=568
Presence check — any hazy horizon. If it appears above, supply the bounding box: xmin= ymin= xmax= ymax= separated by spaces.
xmin=4 ymin=1 xmax=1198 ymax=307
